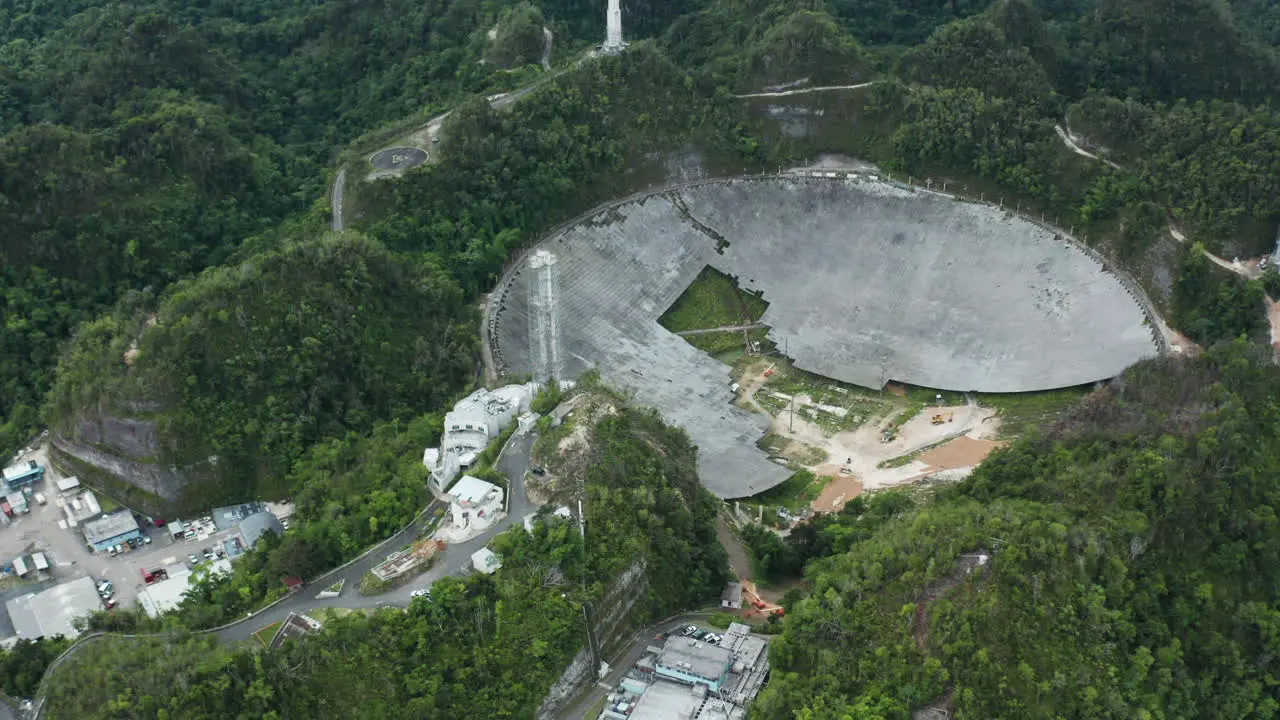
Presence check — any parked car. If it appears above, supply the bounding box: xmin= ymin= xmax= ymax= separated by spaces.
xmin=188 ymin=553 xmax=199 ymax=564
xmin=107 ymin=546 xmax=118 ymax=557
xmin=202 ymin=548 xmax=215 ymax=560
xmin=682 ymin=625 xmax=697 ymax=637
xmin=142 ymin=535 xmax=152 ymax=544
xmin=113 ymin=544 xmax=123 ymax=554
xmin=410 ymin=589 xmax=431 ymax=599
xmin=692 ymin=629 xmax=708 ymax=640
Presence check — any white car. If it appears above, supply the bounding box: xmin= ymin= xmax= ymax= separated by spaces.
xmin=410 ymin=589 xmax=431 ymax=599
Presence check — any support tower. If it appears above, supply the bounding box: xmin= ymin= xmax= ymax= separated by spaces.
xmin=527 ymin=249 xmax=563 ymax=384
xmin=602 ymin=0 xmax=626 ymax=54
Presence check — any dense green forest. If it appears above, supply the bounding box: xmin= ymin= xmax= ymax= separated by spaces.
xmin=5 ymin=0 xmax=1280 ymax=714
xmin=40 ymin=402 xmax=728 ymax=718
xmin=751 ymin=344 xmax=1280 ymax=718
xmin=47 ymin=232 xmax=475 ymax=505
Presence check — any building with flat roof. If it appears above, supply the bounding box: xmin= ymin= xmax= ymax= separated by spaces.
xmin=6 ymin=577 xmax=101 ymax=639
xmin=471 ymin=547 xmax=502 ymax=574
xmin=55 ymin=476 xmax=80 ymax=494
xmin=603 ymin=622 xmax=769 ymax=720
xmin=656 ymin=638 xmax=734 ymax=691
xmin=447 ymin=475 xmax=503 ymax=529
xmin=2 ymin=460 xmax=43 ymax=491
xmin=210 ymin=502 xmax=268 ymax=532
xmin=137 ymin=560 xmax=232 ymax=618
xmin=721 ymin=582 xmax=742 ymax=609
xmin=81 ymin=510 xmax=141 ymax=552
xmin=423 ymin=382 xmax=538 ymax=491
xmin=5 ymin=492 xmax=26 ymax=515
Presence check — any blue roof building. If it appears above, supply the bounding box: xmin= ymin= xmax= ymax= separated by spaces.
xmin=3 ymin=461 xmax=44 ymax=491
xmin=82 ymin=511 xmax=142 ymax=552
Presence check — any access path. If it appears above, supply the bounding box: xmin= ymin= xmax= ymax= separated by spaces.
xmin=214 ymin=431 xmax=536 ymax=642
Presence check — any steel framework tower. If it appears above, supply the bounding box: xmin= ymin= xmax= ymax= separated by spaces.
xmin=601 ymin=0 xmax=626 ymax=54
xmin=528 ymin=249 xmax=562 ymax=383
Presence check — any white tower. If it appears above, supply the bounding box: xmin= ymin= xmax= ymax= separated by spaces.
xmin=602 ymin=0 xmax=625 ymax=54
xmin=528 ymin=250 xmax=562 ymax=384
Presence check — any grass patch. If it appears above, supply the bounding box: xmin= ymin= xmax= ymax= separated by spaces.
xmin=748 ymin=470 xmax=830 ymax=512
xmin=977 ymin=385 xmax=1093 ymax=438
xmin=658 ymin=266 xmax=769 ymax=332
xmin=900 ymin=384 xmax=966 ymax=406
xmin=682 ymin=327 xmax=772 ymax=357
xmin=582 ymin=694 xmax=609 ymax=720
xmin=877 ymin=450 xmax=922 ymax=469
xmin=706 ymin=612 xmax=738 ymax=629
xmin=253 ymin=621 xmax=282 ymax=648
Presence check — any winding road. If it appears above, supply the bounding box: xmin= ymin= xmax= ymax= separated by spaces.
xmin=733 ymin=82 xmax=875 ymax=98
xmin=214 ymin=431 xmax=535 ymax=642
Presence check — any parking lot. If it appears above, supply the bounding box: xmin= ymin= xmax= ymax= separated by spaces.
xmin=0 ymin=440 xmax=249 ymax=622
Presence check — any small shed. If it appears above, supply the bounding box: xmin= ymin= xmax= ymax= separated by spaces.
xmin=471 ymin=547 xmax=502 ymax=575
xmin=6 ymin=492 xmax=27 ymax=514
xmin=56 ymin=477 xmax=81 ymax=494
xmin=31 ymin=552 xmax=48 ymax=571
xmin=721 ymin=581 xmax=743 ymax=609
xmin=12 ymin=556 xmax=28 ymax=576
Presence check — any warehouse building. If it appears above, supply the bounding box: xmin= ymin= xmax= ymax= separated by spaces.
xmin=6 ymin=577 xmax=101 ymax=639
xmin=82 ymin=510 xmax=141 ymax=552
xmin=601 ymin=623 xmax=770 ymax=720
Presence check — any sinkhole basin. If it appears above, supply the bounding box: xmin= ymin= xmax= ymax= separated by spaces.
xmin=489 ymin=175 xmax=1160 ymax=497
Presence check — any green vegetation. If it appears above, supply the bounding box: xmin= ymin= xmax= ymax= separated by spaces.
xmin=748 ymin=469 xmax=830 ymax=513
xmin=706 ymin=612 xmax=739 ymax=629
xmin=48 ymin=233 xmax=474 ymax=508
xmin=9 ymin=0 xmax=1280 ymax=714
xmin=754 ymin=345 xmax=1280 ymax=718
xmin=252 ymin=621 xmax=282 ymax=648
xmin=1173 ymin=243 xmax=1268 ymax=346
xmin=0 ymin=637 xmax=72 ymax=698
xmin=41 ymin=402 xmax=729 ymax=719
xmin=658 ymin=266 xmax=770 ymax=333
xmin=977 ymin=384 xmax=1094 ymax=439
xmin=681 ymin=327 xmax=772 ymax=358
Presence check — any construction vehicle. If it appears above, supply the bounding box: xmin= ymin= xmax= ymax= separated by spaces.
xmin=930 ymin=413 xmax=954 ymax=425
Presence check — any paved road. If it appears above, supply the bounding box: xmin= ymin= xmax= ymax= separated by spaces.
xmin=215 ymin=432 xmax=537 ymax=642
xmin=733 ymin=82 xmax=875 ymax=98
xmin=555 ymin=613 xmax=715 ymax=720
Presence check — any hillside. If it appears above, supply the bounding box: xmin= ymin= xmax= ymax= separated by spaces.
xmin=751 ymin=344 xmax=1280 ymax=718
xmin=46 ymin=233 xmax=475 ymax=510
xmin=40 ymin=389 xmax=728 ymax=719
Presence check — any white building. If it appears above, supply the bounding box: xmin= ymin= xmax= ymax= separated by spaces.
xmin=471 ymin=547 xmax=502 ymax=574
xmin=137 ymin=559 xmax=232 ymax=618
xmin=424 ymin=382 xmax=538 ymax=491
xmin=447 ymin=475 xmax=504 ymax=529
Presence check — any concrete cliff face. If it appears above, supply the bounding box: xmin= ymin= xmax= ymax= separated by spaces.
xmin=536 ymin=561 xmax=648 ymax=719
xmin=51 ymin=410 xmax=197 ymax=511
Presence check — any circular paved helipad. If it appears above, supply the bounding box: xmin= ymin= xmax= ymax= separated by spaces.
xmin=369 ymin=146 xmax=428 ymax=171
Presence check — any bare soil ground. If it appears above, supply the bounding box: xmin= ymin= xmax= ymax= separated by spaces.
xmin=916 ymin=436 xmax=1002 ymax=472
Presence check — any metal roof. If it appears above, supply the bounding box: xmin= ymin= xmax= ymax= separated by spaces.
xmin=237 ymin=511 xmax=282 ymax=548
xmin=82 ymin=510 xmax=139 ymax=545
xmin=5 ymin=577 xmax=100 ymax=639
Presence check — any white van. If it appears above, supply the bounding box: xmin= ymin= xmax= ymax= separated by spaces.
xmin=33 ymin=492 xmax=45 ymax=506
